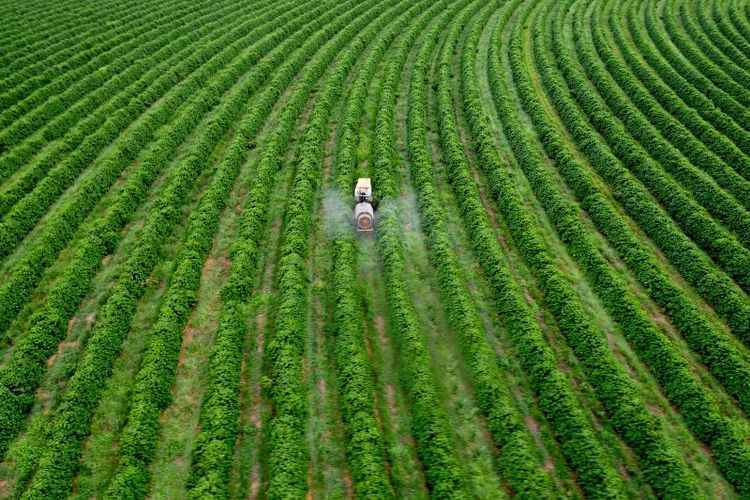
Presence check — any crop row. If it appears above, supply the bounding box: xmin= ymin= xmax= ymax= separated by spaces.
xmin=0 ymin=0 xmax=182 ymax=107
xmin=327 ymin=248 xmax=391 ymax=496
xmin=369 ymin=0 xmax=476 ymax=496
xmin=435 ymin=1 xmax=639 ymax=498
xmin=0 ymin=0 xmax=197 ymax=135
xmin=17 ymin=1 xmax=350 ymax=493
xmin=710 ymin=1 xmax=750 ymax=61
xmin=512 ymin=0 xmax=750 ymax=493
xmin=738 ymin=3 xmax=750 ymax=38
xmin=0 ymin=0 xmax=203 ymax=160
xmin=0 ymin=0 xmax=131 ymax=83
xmin=378 ymin=89 xmax=473 ymax=492
xmin=490 ymin=0 xmax=712 ymax=497
xmin=0 ymin=3 xmax=82 ymax=50
xmin=325 ymin=0 xmax=442 ymax=494
xmin=263 ymin=1 xmax=424 ymax=495
xmin=531 ymin=0 xmax=750 ymax=419
xmin=15 ymin=0 xmax=354 ymax=495
xmin=702 ymin=2 xmax=750 ymax=75
xmin=185 ymin=0 xmax=400 ymax=496
xmin=677 ymin=1 xmax=750 ymax=91
xmin=482 ymin=1 xmax=710 ymax=497
xmin=0 ymin=0 xmax=297 ymax=264
xmin=410 ymin=2 xmax=557 ymax=496
xmin=658 ymin=0 xmax=750 ymax=108
xmin=603 ymin=0 xmax=750 ymax=198
xmin=641 ymin=1 xmax=750 ymax=143
xmin=725 ymin=0 xmax=750 ymax=51
xmin=0 ymin=0 xmax=259 ymax=211
xmin=0 ymin=0 xmax=144 ymax=91
xmin=588 ymin=2 xmax=750 ymax=231
xmin=0 ymin=0 xmax=272 ymax=161
xmin=738 ymin=2 xmax=750 ymax=35
xmin=726 ymin=0 xmax=750 ymax=40
xmin=0 ymin=0 xmax=129 ymax=70
xmin=0 ymin=0 xmax=80 ymax=46
xmin=103 ymin=0 xmax=372 ymax=497
xmin=622 ymin=0 xmax=750 ymax=177
xmin=695 ymin=2 xmax=750 ymax=68
xmin=0 ymin=0 xmax=318 ymax=343
xmin=0 ymin=0 xmax=323 ymax=460
xmin=551 ymin=3 xmax=750 ymax=339
xmin=102 ymin=113 xmax=244 ymax=497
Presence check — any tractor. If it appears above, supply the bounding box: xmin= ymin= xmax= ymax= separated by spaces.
xmin=353 ymin=178 xmax=374 ymax=232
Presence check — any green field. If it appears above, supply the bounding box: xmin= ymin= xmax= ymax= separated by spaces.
xmin=1 ymin=0 xmax=750 ymax=497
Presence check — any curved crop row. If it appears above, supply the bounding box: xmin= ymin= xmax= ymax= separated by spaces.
xmin=23 ymin=89 xmax=237 ymax=498
xmin=435 ymin=2 xmax=641 ymax=498
xmin=604 ymin=0 xmax=750 ymax=196
xmin=658 ymin=0 xmax=750 ymax=108
xmin=0 ymin=0 xmax=156 ymax=88
xmin=15 ymin=0 xmax=365 ymax=495
xmin=692 ymin=0 xmax=750 ymax=73
xmin=0 ymin=0 xmax=132 ymax=82
xmin=588 ymin=1 xmax=750 ymax=224
xmin=0 ymin=0 xmax=184 ymax=105
xmin=711 ymin=1 xmax=750 ymax=59
xmin=0 ymin=2 xmax=91 ymax=51
xmin=622 ymin=0 xmax=750 ymax=176
xmin=3 ymin=2 xmax=749 ymax=497
xmin=0 ymin=0 xmax=84 ymax=44
xmin=726 ymin=0 xmax=750 ymax=50
xmin=324 ymin=0 xmax=441 ymax=494
xmin=0 ymin=0 xmax=128 ymax=68
xmin=553 ymin=2 xmax=750 ymax=315
xmin=408 ymin=2 xmax=556 ymax=496
xmin=530 ymin=0 xmax=750 ymax=417
xmin=103 ymin=109 xmax=247 ymax=497
xmin=0 ymin=0 xmax=259 ymax=210
xmin=103 ymin=0 xmax=373 ymax=497
xmin=641 ymin=1 xmax=750 ymax=146
xmin=0 ymin=0 xmax=274 ymax=168
xmin=676 ymin=0 xmax=750 ymax=89
xmin=370 ymin=1 xmax=471 ymax=496
xmin=481 ymin=1 xmax=710 ymax=497
xmin=742 ymin=2 xmax=750 ymax=38
xmin=0 ymin=0 xmax=198 ymax=135
xmin=0 ymin=2 xmax=135 ymax=89
xmin=0 ymin=0 xmax=320 ymax=342
xmin=511 ymin=0 xmax=750 ymax=493
xmin=0 ymin=0 xmax=324 ymax=460
xmin=0 ymin=2 xmax=308 ymax=265
xmin=184 ymin=1 xmax=401 ymax=496
xmin=0 ymin=0 xmax=192 ymax=144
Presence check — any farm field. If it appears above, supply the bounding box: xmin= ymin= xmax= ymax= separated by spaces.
xmin=1 ymin=0 xmax=750 ymax=497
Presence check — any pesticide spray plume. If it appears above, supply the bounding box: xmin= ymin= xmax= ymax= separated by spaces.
xmin=322 ymin=187 xmax=353 ymax=240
